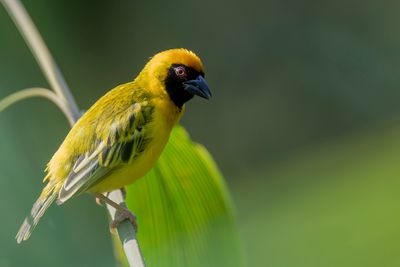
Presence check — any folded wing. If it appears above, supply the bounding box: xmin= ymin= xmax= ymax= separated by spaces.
xmin=58 ymin=102 xmax=153 ymax=203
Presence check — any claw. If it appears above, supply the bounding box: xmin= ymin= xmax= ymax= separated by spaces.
xmin=110 ymin=207 xmax=138 ymax=233
xmin=95 ymin=192 xmax=137 ymax=233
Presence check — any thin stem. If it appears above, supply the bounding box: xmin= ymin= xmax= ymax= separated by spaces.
xmin=106 ymin=190 xmax=146 ymax=267
xmin=0 ymin=0 xmax=80 ymax=119
xmin=0 ymin=88 xmax=75 ymax=126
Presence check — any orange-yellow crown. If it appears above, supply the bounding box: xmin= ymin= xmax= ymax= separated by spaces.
xmin=150 ymin=48 xmax=204 ymax=73
xmin=142 ymin=48 xmax=204 ymax=78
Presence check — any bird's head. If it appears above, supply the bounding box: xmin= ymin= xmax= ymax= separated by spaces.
xmin=141 ymin=48 xmax=212 ymax=108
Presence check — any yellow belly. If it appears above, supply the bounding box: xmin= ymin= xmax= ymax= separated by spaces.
xmin=89 ymin=128 xmax=170 ymax=193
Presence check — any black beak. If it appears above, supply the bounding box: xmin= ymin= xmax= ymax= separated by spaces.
xmin=183 ymin=75 xmax=212 ymax=99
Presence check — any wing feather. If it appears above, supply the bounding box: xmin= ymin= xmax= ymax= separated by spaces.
xmin=58 ymin=102 xmax=154 ymax=203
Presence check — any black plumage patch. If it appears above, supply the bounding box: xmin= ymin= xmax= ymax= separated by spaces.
xmin=121 ymin=140 xmax=134 ymax=163
xmin=164 ymin=64 xmax=204 ymax=108
xmin=128 ymin=113 xmax=135 ymax=129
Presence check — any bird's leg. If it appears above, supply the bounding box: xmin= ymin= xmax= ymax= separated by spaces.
xmin=120 ymin=187 xmax=127 ymax=199
xmin=95 ymin=193 xmax=138 ymax=233
xmin=95 ymin=188 xmax=127 ymax=206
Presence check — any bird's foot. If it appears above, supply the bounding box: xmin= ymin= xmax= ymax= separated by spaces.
xmin=95 ymin=192 xmax=138 ymax=234
xmin=110 ymin=207 xmax=138 ymax=233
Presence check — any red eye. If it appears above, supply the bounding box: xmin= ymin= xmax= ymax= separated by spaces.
xmin=174 ymin=66 xmax=186 ymax=77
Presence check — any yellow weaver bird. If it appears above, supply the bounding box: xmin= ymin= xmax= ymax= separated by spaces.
xmin=16 ymin=48 xmax=211 ymax=243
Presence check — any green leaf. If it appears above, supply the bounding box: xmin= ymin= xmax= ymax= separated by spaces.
xmin=118 ymin=125 xmax=245 ymax=267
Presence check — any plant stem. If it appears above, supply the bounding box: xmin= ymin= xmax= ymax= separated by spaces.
xmin=0 ymin=0 xmax=79 ymax=120
xmin=0 ymin=0 xmax=145 ymax=266
xmin=0 ymin=88 xmax=75 ymax=126
xmin=106 ymin=191 xmax=146 ymax=267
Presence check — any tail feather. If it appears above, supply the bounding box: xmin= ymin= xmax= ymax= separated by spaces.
xmin=16 ymin=191 xmax=57 ymax=243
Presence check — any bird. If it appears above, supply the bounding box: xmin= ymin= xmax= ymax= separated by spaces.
xmin=16 ymin=48 xmax=212 ymax=243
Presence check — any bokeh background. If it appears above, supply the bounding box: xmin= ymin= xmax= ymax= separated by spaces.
xmin=2 ymin=0 xmax=400 ymax=266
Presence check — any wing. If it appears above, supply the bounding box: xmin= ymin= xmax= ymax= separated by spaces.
xmin=57 ymin=102 xmax=154 ymax=204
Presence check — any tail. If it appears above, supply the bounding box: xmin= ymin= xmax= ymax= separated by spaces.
xmin=16 ymin=184 xmax=58 ymax=243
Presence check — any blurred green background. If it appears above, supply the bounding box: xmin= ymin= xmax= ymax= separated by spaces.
xmin=2 ymin=0 xmax=400 ymax=266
